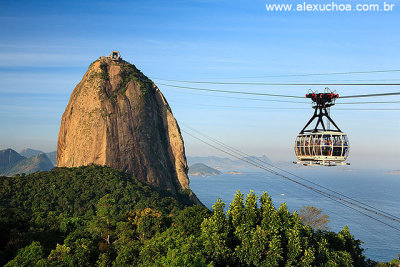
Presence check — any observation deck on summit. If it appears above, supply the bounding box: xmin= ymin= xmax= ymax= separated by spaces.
xmin=100 ymin=51 xmax=122 ymax=61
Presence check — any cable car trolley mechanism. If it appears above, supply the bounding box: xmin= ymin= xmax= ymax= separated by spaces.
xmin=294 ymin=88 xmax=350 ymax=166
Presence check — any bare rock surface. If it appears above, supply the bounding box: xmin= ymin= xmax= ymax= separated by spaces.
xmin=57 ymin=57 xmax=194 ymax=197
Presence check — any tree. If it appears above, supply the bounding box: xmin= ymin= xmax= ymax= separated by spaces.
xmin=88 ymin=194 xmax=118 ymax=245
xmin=172 ymin=205 xmax=211 ymax=235
xmin=201 ymin=198 xmax=232 ymax=265
xmin=128 ymin=208 xmax=165 ymax=240
xmin=299 ymin=206 xmax=330 ymax=230
xmin=4 ymin=241 xmax=45 ymax=267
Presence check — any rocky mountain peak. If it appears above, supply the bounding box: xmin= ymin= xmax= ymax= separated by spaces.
xmin=57 ymin=55 xmax=194 ymax=198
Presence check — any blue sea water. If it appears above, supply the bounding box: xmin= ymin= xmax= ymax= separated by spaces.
xmin=189 ymin=167 xmax=400 ymax=262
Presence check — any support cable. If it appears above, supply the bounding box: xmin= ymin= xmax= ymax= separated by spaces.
xmin=153 ymin=68 xmax=400 ymax=80
xmin=158 ymin=82 xmax=400 ymax=99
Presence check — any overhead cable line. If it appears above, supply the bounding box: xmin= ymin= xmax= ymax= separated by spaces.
xmin=337 ymin=101 xmax=400 ymax=105
xmin=159 ymin=69 xmax=400 ymax=80
xmin=156 ymin=79 xmax=400 ymax=86
xmin=182 ymin=128 xmax=400 ymax=232
xmin=165 ymin=88 xmax=400 ymax=105
xmin=340 ymin=92 xmax=400 ymax=98
xmin=171 ymin=101 xmax=400 ymax=111
xmin=157 ymin=83 xmax=303 ymax=98
xmin=164 ymin=89 xmax=308 ymax=104
xmin=158 ymin=82 xmax=400 ymax=99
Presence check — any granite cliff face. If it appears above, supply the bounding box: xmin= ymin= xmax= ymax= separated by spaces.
xmin=57 ymin=57 xmax=192 ymax=196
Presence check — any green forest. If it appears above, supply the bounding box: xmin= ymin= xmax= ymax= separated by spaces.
xmin=0 ymin=165 xmax=398 ymax=266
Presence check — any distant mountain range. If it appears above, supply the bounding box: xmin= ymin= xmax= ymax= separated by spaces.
xmin=385 ymin=170 xmax=400 ymax=175
xmin=188 ymin=163 xmax=221 ymax=176
xmin=0 ymin=148 xmax=55 ymax=176
xmin=19 ymin=148 xmax=57 ymax=165
xmin=187 ymin=155 xmax=272 ymax=171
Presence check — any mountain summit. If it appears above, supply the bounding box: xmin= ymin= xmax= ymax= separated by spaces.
xmin=57 ymin=53 xmax=192 ymax=196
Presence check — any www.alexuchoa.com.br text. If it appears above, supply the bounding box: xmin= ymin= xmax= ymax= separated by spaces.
xmin=266 ymin=1 xmax=395 ymax=12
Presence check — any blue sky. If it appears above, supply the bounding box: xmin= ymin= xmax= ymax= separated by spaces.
xmin=0 ymin=0 xmax=399 ymax=169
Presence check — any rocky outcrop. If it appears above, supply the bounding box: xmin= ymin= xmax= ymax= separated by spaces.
xmin=57 ymin=57 xmax=194 ymax=198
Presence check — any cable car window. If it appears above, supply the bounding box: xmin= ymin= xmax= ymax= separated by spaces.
xmin=332 ymin=147 xmax=342 ymax=156
xmin=322 ymin=135 xmax=332 ymax=146
xmin=332 ymin=135 xmax=342 ymax=146
xmin=305 ymin=136 xmax=310 ymax=155
xmin=325 ymin=146 xmax=333 ymax=156
xmin=343 ymin=135 xmax=349 ymax=146
xmin=343 ymin=146 xmax=349 ymax=157
xmin=315 ymin=135 xmax=322 ymax=156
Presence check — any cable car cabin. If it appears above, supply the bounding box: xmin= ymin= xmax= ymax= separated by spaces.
xmin=293 ymin=89 xmax=350 ymax=166
xmin=295 ymin=132 xmax=349 ymax=166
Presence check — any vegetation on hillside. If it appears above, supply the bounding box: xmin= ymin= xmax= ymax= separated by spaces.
xmin=0 ymin=165 xmax=396 ymax=266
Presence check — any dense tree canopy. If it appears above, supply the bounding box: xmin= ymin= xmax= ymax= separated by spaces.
xmin=0 ymin=165 xmax=395 ymax=266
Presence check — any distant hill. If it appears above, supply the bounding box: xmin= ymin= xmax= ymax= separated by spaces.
xmin=0 ymin=149 xmax=26 ymax=173
xmin=385 ymin=170 xmax=400 ymax=175
xmin=0 ymin=149 xmax=54 ymax=176
xmin=45 ymin=151 xmax=57 ymax=165
xmin=0 ymin=148 xmax=26 ymax=174
xmin=187 ymin=155 xmax=272 ymax=170
xmin=19 ymin=148 xmax=57 ymax=166
xmin=5 ymin=153 xmax=54 ymax=176
xmin=20 ymin=148 xmax=45 ymax=158
xmin=189 ymin=163 xmax=221 ymax=176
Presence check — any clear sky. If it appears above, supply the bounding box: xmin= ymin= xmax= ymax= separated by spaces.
xmin=0 ymin=0 xmax=399 ymax=169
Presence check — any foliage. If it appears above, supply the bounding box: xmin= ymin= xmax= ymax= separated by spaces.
xmin=120 ymin=63 xmax=154 ymax=97
xmin=4 ymin=241 xmax=45 ymax=267
xmin=299 ymin=205 xmax=331 ymax=230
xmin=99 ymin=62 xmax=109 ymax=81
xmin=0 ymin=166 xmax=390 ymax=266
xmin=0 ymin=165 xmax=187 ymax=265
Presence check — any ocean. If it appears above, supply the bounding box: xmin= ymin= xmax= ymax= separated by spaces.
xmin=189 ymin=167 xmax=400 ymax=262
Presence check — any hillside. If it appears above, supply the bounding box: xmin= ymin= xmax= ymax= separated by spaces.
xmin=19 ymin=148 xmax=45 ymax=158
xmin=189 ymin=163 xmax=221 ymax=176
xmin=0 ymin=149 xmax=25 ymax=173
xmin=45 ymin=151 xmax=57 ymax=165
xmin=0 ymin=165 xmax=377 ymax=266
xmin=20 ymin=148 xmax=57 ymax=166
xmin=0 ymin=165 xmax=199 ymax=266
xmin=0 ymin=149 xmax=53 ymax=176
xmin=5 ymin=153 xmax=54 ymax=176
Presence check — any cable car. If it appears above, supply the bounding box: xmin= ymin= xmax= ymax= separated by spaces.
xmin=294 ymin=89 xmax=350 ymax=166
